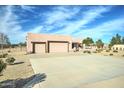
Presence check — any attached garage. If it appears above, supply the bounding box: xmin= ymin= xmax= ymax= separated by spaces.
xmin=32 ymin=42 xmax=46 ymax=53
xmin=48 ymin=41 xmax=69 ymax=53
xmin=27 ymin=33 xmax=81 ymax=53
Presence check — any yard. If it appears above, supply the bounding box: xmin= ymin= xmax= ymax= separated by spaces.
xmin=0 ymin=48 xmax=34 ymax=87
xmin=30 ymin=53 xmax=124 ymax=88
xmin=0 ymin=49 xmax=124 ymax=88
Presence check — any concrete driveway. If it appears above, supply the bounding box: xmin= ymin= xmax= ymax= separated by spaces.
xmin=30 ymin=54 xmax=124 ymax=88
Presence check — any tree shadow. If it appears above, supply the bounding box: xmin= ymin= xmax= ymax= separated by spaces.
xmin=12 ymin=61 xmax=24 ymax=65
xmin=0 ymin=73 xmax=46 ymax=88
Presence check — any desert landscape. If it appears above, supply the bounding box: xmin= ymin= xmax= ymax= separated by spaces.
xmin=0 ymin=47 xmax=124 ymax=88
xmin=0 ymin=5 xmax=124 ymax=88
xmin=0 ymin=47 xmax=34 ymax=87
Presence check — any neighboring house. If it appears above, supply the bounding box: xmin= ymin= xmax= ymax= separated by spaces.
xmin=112 ymin=44 xmax=124 ymax=51
xmin=82 ymin=44 xmax=97 ymax=52
xmin=26 ymin=33 xmax=82 ymax=53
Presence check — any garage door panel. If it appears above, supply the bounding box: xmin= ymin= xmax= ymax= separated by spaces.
xmin=35 ymin=43 xmax=45 ymax=53
xmin=49 ymin=42 xmax=68 ymax=53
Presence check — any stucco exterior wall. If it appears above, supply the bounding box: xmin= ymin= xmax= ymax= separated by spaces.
xmin=112 ymin=44 xmax=124 ymax=51
xmin=27 ymin=33 xmax=78 ymax=53
xmin=26 ymin=36 xmax=33 ymax=53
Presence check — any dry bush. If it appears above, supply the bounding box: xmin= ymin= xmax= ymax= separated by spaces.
xmin=6 ymin=57 xmax=15 ymax=65
xmin=0 ymin=59 xmax=7 ymax=75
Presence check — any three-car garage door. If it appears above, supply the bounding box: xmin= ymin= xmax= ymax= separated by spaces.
xmin=49 ymin=42 xmax=68 ymax=53
xmin=34 ymin=43 xmax=46 ymax=53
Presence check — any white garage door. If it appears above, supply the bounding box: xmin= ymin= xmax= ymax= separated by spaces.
xmin=35 ymin=43 xmax=46 ymax=53
xmin=49 ymin=42 xmax=68 ymax=53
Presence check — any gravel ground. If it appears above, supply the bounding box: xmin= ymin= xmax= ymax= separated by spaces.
xmin=0 ymin=51 xmax=34 ymax=87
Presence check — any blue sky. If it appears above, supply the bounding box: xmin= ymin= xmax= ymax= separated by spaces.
xmin=0 ymin=5 xmax=124 ymax=44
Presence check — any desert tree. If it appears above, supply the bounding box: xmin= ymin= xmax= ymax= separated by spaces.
xmin=96 ymin=39 xmax=104 ymax=48
xmin=0 ymin=33 xmax=11 ymax=50
xmin=109 ymin=34 xmax=123 ymax=48
xmin=115 ymin=34 xmax=121 ymax=44
xmin=82 ymin=37 xmax=94 ymax=46
xmin=122 ymin=37 xmax=124 ymax=44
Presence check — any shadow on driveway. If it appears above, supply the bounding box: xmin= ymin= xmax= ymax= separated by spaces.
xmin=0 ymin=73 xmax=47 ymax=88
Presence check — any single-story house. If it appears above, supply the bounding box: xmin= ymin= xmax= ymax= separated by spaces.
xmin=112 ymin=44 xmax=124 ymax=51
xmin=26 ymin=33 xmax=82 ymax=53
xmin=82 ymin=44 xmax=97 ymax=52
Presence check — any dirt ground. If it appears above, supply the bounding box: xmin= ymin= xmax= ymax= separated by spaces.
xmin=99 ymin=50 xmax=124 ymax=57
xmin=0 ymin=47 xmax=124 ymax=88
xmin=0 ymin=48 xmax=34 ymax=83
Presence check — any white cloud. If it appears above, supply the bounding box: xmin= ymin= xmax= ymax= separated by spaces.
xmin=0 ymin=5 xmax=123 ymax=44
xmin=27 ymin=26 xmax=44 ymax=33
xmin=20 ymin=5 xmax=35 ymax=12
xmin=44 ymin=6 xmax=81 ymax=25
xmin=0 ymin=6 xmax=26 ymax=43
xmin=75 ymin=17 xmax=124 ymax=41
xmin=0 ymin=5 xmax=44 ymax=43
xmin=54 ymin=6 xmax=112 ymax=35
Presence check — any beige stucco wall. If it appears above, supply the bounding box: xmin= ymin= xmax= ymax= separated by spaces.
xmin=112 ymin=44 xmax=124 ymax=51
xmin=27 ymin=33 xmax=75 ymax=53
xmin=26 ymin=36 xmax=32 ymax=53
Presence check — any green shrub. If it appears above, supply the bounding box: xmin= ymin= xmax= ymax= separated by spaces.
xmin=109 ymin=53 xmax=113 ymax=56
xmin=96 ymin=49 xmax=100 ymax=53
xmin=8 ymin=50 xmax=11 ymax=53
xmin=106 ymin=50 xmax=110 ymax=52
xmin=83 ymin=50 xmax=91 ymax=54
xmin=87 ymin=51 xmax=91 ymax=54
xmin=0 ymin=53 xmax=8 ymax=58
xmin=0 ymin=59 xmax=7 ymax=74
xmin=3 ymin=53 xmax=8 ymax=58
xmin=6 ymin=57 xmax=15 ymax=65
xmin=113 ymin=50 xmax=118 ymax=53
xmin=93 ymin=51 xmax=97 ymax=53
xmin=0 ymin=55 xmax=2 ymax=58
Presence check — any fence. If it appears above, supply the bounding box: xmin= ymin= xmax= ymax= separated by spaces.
xmin=0 ymin=46 xmax=26 ymax=53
